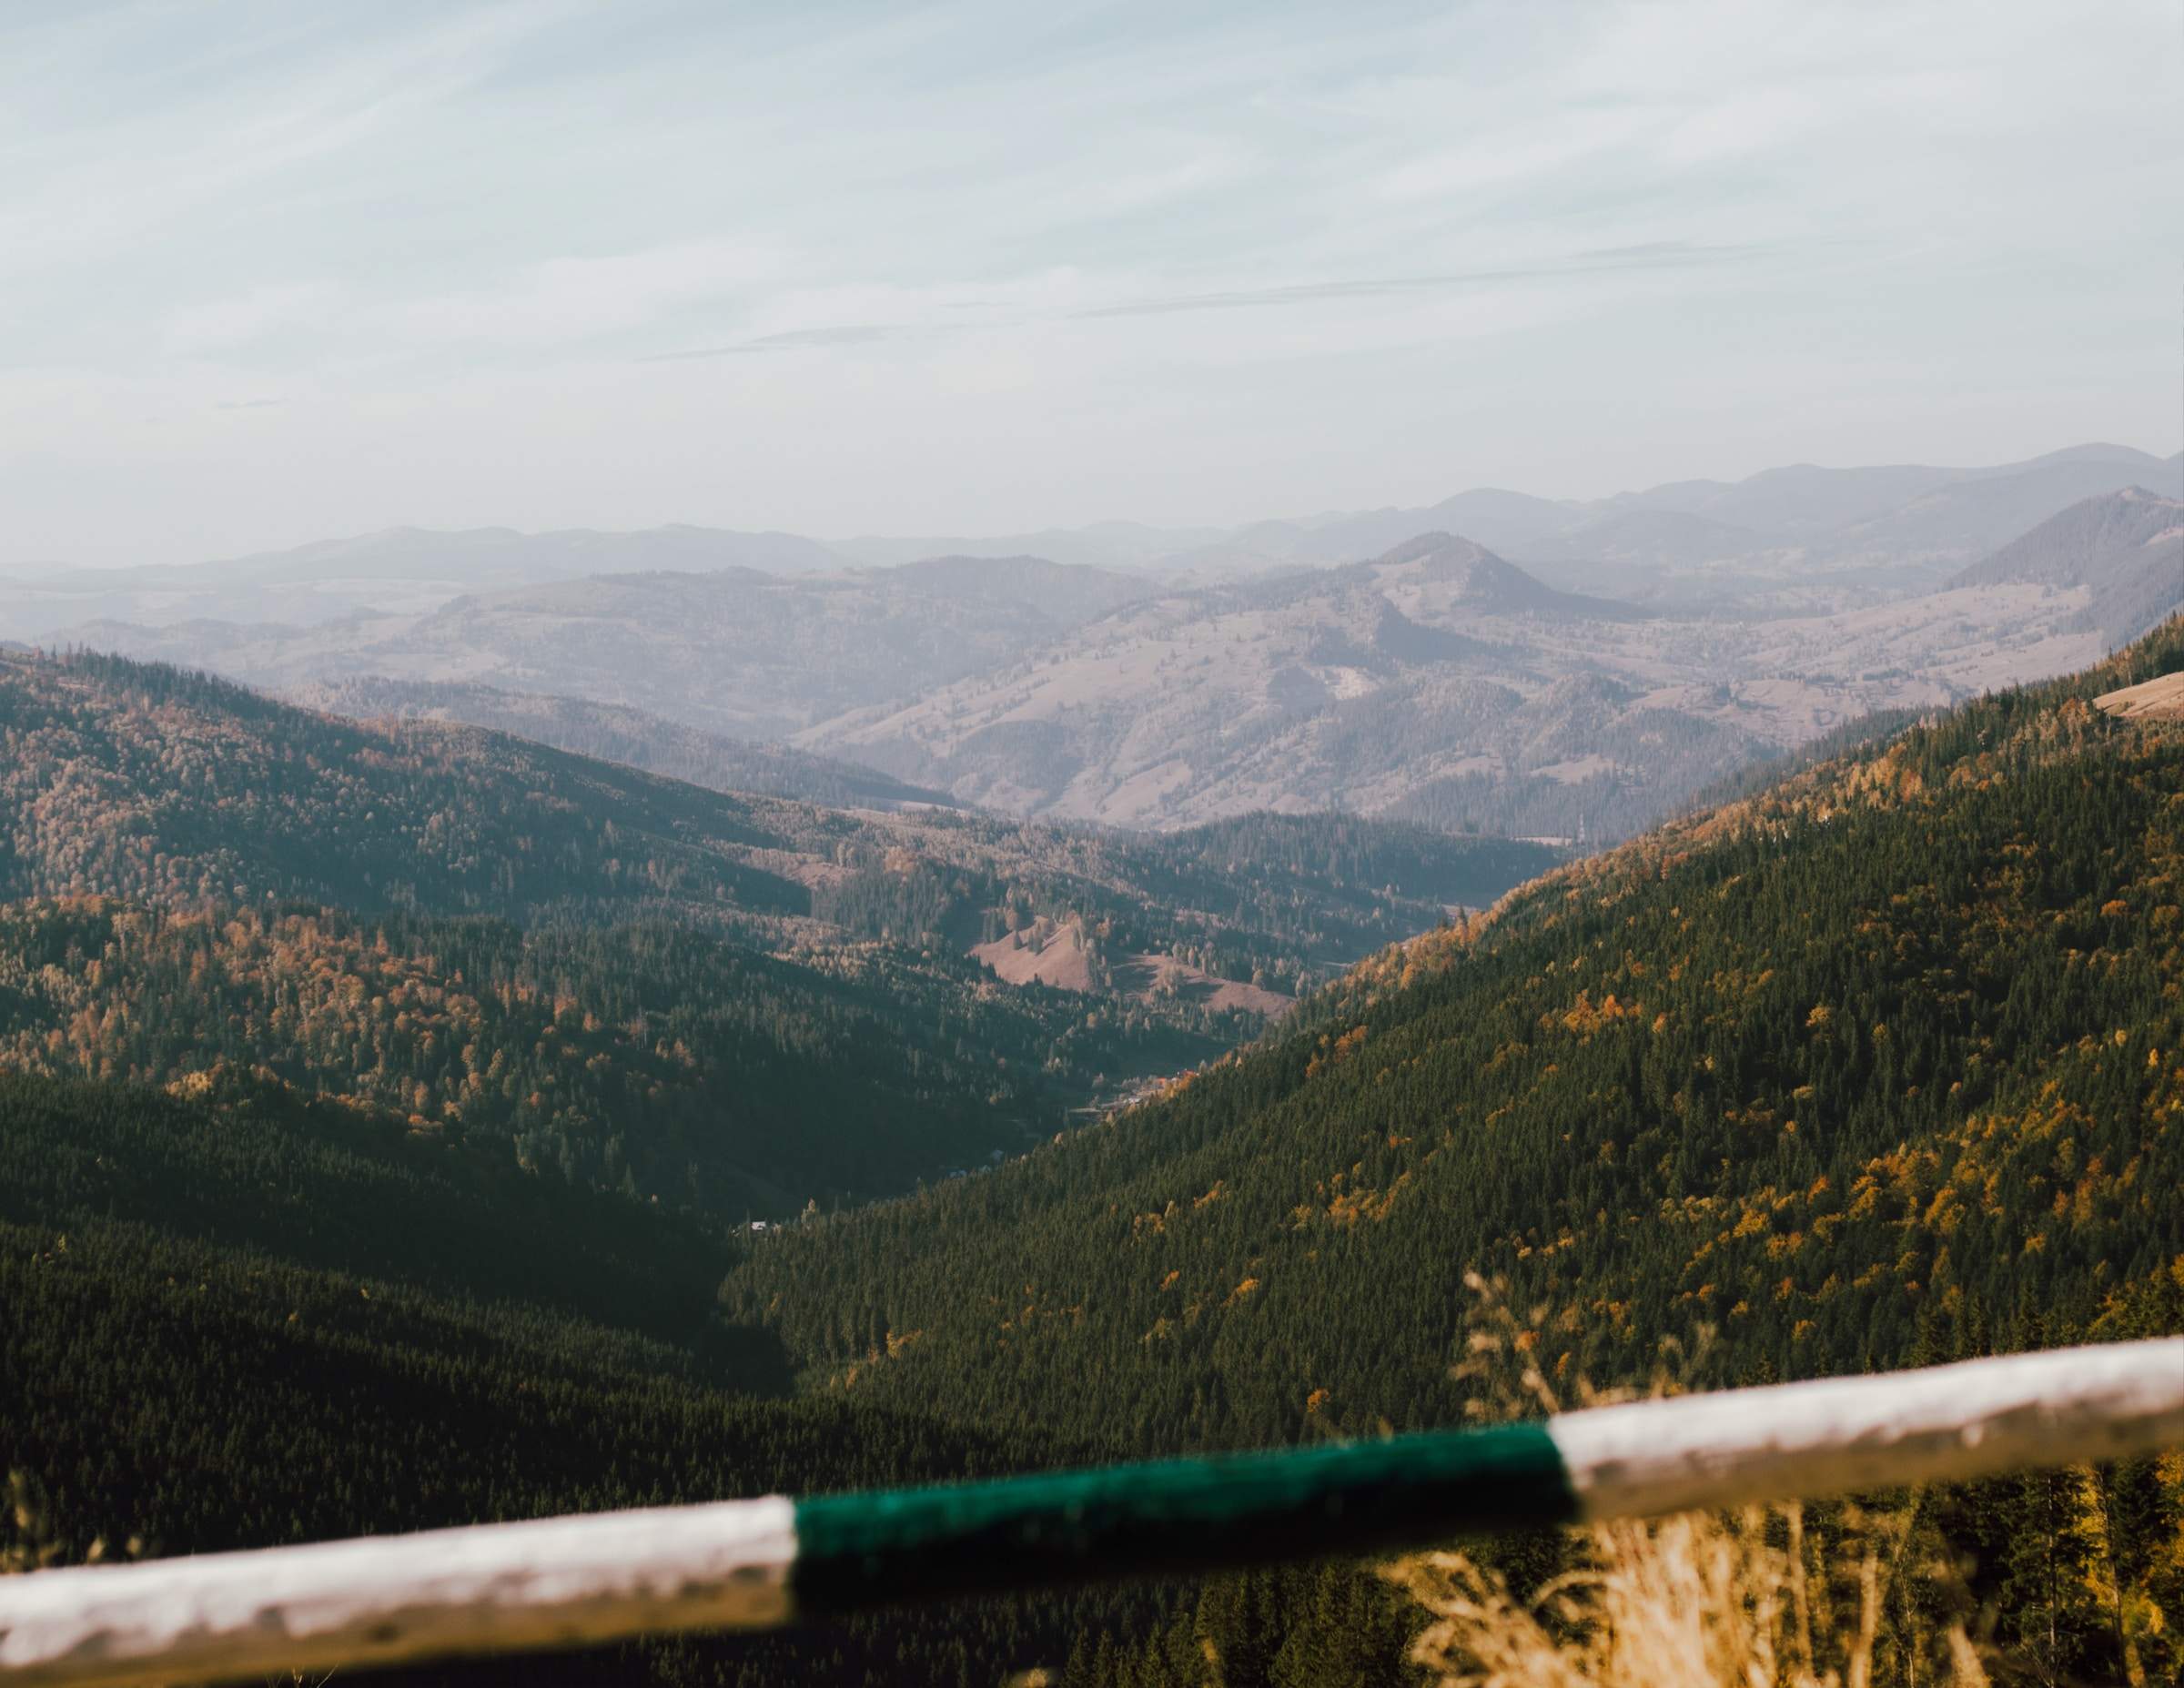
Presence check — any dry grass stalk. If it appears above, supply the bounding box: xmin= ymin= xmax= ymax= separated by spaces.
xmin=1388 ymin=1501 xmax=1987 ymax=1688
xmin=1391 ymin=1277 xmax=1992 ymax=1688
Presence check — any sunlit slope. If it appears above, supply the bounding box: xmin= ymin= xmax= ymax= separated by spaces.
xmin=722 ymin=619 xmax=2184 ymax=1452
xmin=0 ymin=647 xmax=807 ymax=922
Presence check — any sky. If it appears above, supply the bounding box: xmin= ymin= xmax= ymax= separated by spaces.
xmin=3 ymin=0 xmax=2179 ymax=568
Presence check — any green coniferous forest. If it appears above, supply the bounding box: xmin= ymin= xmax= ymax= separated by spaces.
xmin=716 ymin=617 xmax=2184 ymax=1681
xmin=4 ymin=628 xmax=2182 ymax=1683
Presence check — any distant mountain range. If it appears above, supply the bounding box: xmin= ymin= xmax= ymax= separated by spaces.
xmin=60 ymin=556 xmax=1155 ymax=741
xmin=7 ymin=448 xmax=2179 ymax=844
xmin=841 ymin=441 xmax=2181 ymax=595
xmin=5 ymin=444 xmax=2176 ymax=636
xmin=795 ymin=509 xmax=2180 ymax=835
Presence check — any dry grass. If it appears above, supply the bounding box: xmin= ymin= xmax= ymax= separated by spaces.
xmin=1389 ymin=1501 xmax=1987 ymax=1688
xmin=1387 ymin=1277 xmax=1994 ymax=1688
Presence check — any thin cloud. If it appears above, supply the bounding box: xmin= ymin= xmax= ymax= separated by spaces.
xmin=1069 ymin=243 xmax=1773 ymax=320
xmin=215 ymin=398 xmax=285 ymax=409
xmin=635 ymin=324 xmax=919 ymax=362
xmin=632 ymin=244 xmax=1767 ymax=359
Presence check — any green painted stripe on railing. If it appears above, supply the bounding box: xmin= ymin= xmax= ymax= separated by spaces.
xmin=790 ymin=1420 xmax=1573 ymax=1612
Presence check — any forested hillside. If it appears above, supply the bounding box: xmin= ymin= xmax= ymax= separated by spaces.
xmin=0 ymin=647 xmax=1554 ymax=1208
xmin=721 ymin=618 xmax=2184 ymax=1680
xmin=1 ymin=648 xmax=1548 ymax=996
xmin=727 ymin=617 xmax=2184 ymax=1433
xmin=0 ymin=649 xmax=807 ymax=924
xmin=0 ymin=899 xmax=1166 ymax=1209
xmin=0 ymin=1069 xmax=1153 ymax=1687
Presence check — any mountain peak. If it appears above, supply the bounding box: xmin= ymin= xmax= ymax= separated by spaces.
xmin=1371 ymin=531 xmax=1568 ymax=611
xmin=1948 ymin=486 xmax=2184 ymax=591
xmin=1374 ymin=530 xmax=1494 ymax=566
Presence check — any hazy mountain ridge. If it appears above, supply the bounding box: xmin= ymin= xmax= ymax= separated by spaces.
xmin=0 ymin=524 xmax=849 ymax=639
xmin=288 ymin=675 xmax=966 ymax=812
xmin=18 ymin=449 xmax=2181 ymax=846
xmin=1950 ymin=485 xmax=2184 ymax=588
xmin=10 ymin=443 xmax=2176 ymax=629
xmin=798 ymin=521 xmax=2161 ymax=837
xmin=817 ymin=444 xmax=2179 ymax=586
xmin=1946 ymin=486 xmax=2183 ymax=648
xmin=57 ymin=558 xmax=1148 ymax=741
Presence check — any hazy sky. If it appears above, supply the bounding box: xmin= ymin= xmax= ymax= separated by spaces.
xmin=5 ymin=1 xmax=2179 ymax=568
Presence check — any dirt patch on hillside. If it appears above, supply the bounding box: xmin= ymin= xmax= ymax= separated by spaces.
xmin=971 ymin=924 xmax=1293 ymax=1016
xmin=1121 ymin=954 xmax=1294 ymax=1016
xmin=2097 ymin=672 xmax=2184 ymax=721
xmin=969 ymin=923 xmax=1098 ymax=992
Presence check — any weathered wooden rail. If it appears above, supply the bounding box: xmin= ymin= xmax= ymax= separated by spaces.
xmin=2 ymin=1339 xmax=2179 ymax=1686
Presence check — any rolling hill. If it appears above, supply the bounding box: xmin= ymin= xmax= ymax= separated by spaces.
xmin=0 ymin=647 xmax=1547 ymax=983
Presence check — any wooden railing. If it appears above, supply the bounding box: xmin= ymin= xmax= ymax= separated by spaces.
xmin=1 ymin=1339 xmax=2179 ymax=1686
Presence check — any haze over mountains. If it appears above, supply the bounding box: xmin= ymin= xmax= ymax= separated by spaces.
xmin=7 ymin=444 xmax=2179 ymax=844
xmin=809 ymin=492 xmax=2183 ymax=835
xmin=66 ymin=558 xmax=1155 ymax=741
xmin=10 ymin=442 xmax=2175 ymax=631
xmin=820 ymin=442 xmax=2184 ymax=588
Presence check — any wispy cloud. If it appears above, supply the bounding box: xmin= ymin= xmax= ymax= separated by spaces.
xmin=1071 ymin=244 xmax=1773 ymax=320
xmin=215 ymin=398 xmax=284 ymax=410
xmin=631 ymin=243 xmax=1771 ymax=357
xmin=636 ymin=324 xmax=916 ymax=362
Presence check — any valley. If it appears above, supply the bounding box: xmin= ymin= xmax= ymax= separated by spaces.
xmin=6 ymin=614 xmax=2181 ymax=1686
xmin=0 ymin=647 xmax=1553 ymax=1213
